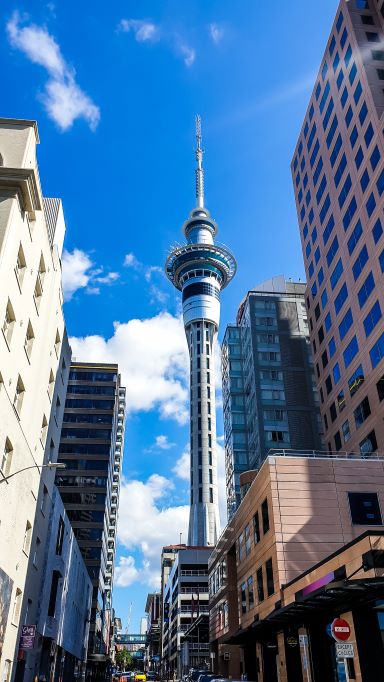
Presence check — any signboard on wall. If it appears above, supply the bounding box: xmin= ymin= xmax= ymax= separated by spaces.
xmin=20 ymin=625 xmax=36 ymax=650
xmin=336 ymin=642 xmax=354 ymax=659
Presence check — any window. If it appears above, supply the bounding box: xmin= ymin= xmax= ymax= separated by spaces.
xmin=341 ymin=86 xmax=348 ymax=108
xmin=323 ymin=98 xmax=334 ymax=129
xmin=360 ymin=430 xmax=378 ymax=455
xmin=347 ymin=220 xmax=362 ymax=254
xmin=366 ymin=32 xmax=380 ymax=43
xmin=330 ymin=259 xmax=343 ymax=290
xmin=339 ymin=175 xmax=352 ymax=208
xmin=370 ymin=145 xmax=380 ymax=171
xmin=318 ymin=326 xmax=324 ymax=344
xmin=360 ymin=169 xmax=370 ymax=192
xmin=24 ymin=321 xmax=35 ymax=360
xmin=377 ymin=376 xmax=384 ymax=402
xmin=333 ymin=362 xmax=341 ymax=384
xmin=322 ymin=350 xmax=329 ymax=368
xmin=377 ymin=169 xmax=384 ymax=196
xmin=318 ymin=267 xmax=324 ymax=285
xmin=330 ymin=36 xmax=336 ymax=55
xmin=261 ymin=498 xmax=270 ymax=534
xmin=361 ymin=14 xmax=374 ymax=24
xmin=245 ymin=524 xmax=251 ymax=555
xmin=345 ymin=105 xmax=353 ymax=128
xmin=337 ymin=70 xmax=344 ymax=90
xmin=325 ymin=375 xmax=333 ymax=395
xmin=348 ymin=492 xmax=382 ymax=524
xmin=372 ymin=218 xmax=383 ymax=244
xmin=314 ymin=246 xmax=320 ymax=264
xmin=321 ymin=289 xmax=328 ymax=309
xmin=2 ymin=299 xmax=16 ymax=346
xmin=319 ymin=82 xmax=330 ymax=113
xmin=334 ymin=431 xmax=342 ymax=451
xmin=343 ymin=335 xmax=359 ymax=368
xmin=337 ymin=390 xmax=346 ymax=411
xmin=339 ymin=308 xmax=353 ymax=340
xmin=40 ymin=415 xmax=48 ymax=446
xmin=336 ymin=12 xmax=343 ymax=32
xmin=33 ymin=537 xmax=41 ymax=567
xmin=355 ymin=146 xmax=364 ymax=169
xmin=33 ymin=275 xmax=43 ymax=311
xmin=343 ymin=197 xmax=357 ymax=231
xmin=330 ymin=134 xmax=342 ymax=166
xmin=352 ymin=245 xmax=369 ymax=280
xmin=327 ymin=236 xmax=339 ymax=267
xmin=335 ymin=283 xmax=348 ymax=314
xmin=354 ymin=396 xmax=371 ymax=428
xmin=257 ymin=567 xmax=264 ymax=602
xmin=366 ymin=192 xmax=376 ymax=218
xmin=310 ymin=140 xmax=320 ymax=168
xmin=325 ymin=312 xmax=332 ymax=332
xmin=41 ymin=484 xmax=48 ymax=516
xmin=341 ymin=27 xmax=348 ymax=48
xmin=350 ymin=125 xmax=358 ymax=148
xmin=15 ymin=244 xmax=26 ymax=287
xmin=13 ymin=375 xmax=25 ymax=414
xmin=253 ymin=511 xmax=260 ymax=544
xmin=364 ymin=122 xmax=374 ymax=148
xmin=359 ymin=101 xmax=368 ymax=125
xmin=330 ymin=402 xmax=337 ymax=422
xmin=23 ymin=521 xmax=32 ymax=555
xmin=1 ymin=438 xmax=13 ymax=477
xmin=326 ymin=116 xmax=338 ymax=148
xmin=348 ymin=364 xmax=364 ymax=397
xmin=364 ymin=300 xmax=382 ymax=337
xmin=12 ymin=589 xmax=22 ymax=624
xmin=320 ymin=195 xmax=331 ymax=224
xmin=335 ymin=153 xmax=347 ymax=187
xmin=55 ymin=517 xmax=65 ymax=555
xmin=48 ymin=570 xmax=60 ymax=617
xmin=342 ymin=420 xmax=351 ymax=442
xmin=358 ymin=271 xmax=375 ymax=308
xmin=329 ymin=337 xmax=336 ymax=357
xmin=245 ymin=576 xmax=254 ymax=609
xmin=380 ymin=249 xmax=384 ymax=273
xmin=370 ymin=331 xmax=384 ymax=369
xmin=316 ymin=175 xmax=327 ymax=204
xmin=313 ymin=157 xmax=323 ymax=185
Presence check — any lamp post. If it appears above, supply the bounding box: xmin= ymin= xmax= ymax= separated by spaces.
xmin=0 ymin=461 xmax=66 ymax=484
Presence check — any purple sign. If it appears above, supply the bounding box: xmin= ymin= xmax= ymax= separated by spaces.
xmin=301 ymin=571 xmax=335 ymax=598
xmin=20 ymin=625 xmax=36 ymax=650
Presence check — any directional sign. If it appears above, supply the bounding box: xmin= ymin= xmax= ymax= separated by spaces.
xmin=336 ymin=642 xmax=354 ymax=659
xmin=331 ymin=618 xmax=351 ymax=642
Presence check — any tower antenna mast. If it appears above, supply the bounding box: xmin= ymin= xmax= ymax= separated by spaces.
xmin=195 ymin=114 xmax=204 ymax=209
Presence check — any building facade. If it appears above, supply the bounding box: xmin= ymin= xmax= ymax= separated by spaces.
xmin=165 ymin=117 xmax=236 ymax=546
xmin=291 ymin=0 xmax=384 ymax=455
xmin=56 ymin=362 xmax=126 ymax=678
xmin=144 ymin=593 xmax=160 ymax=672
xmin=209 ymin=452 xmax=384 ymax=682
xmin=222 ymin=276 xmax=323 ymax=518
xmin=0 ymin=118 xmax=68 ymax=682
xmin=162 ymin=548 xmax=211 ymax=678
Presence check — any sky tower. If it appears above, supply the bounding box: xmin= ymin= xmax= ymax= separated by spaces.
xmin=165 ymin=116 xmax=236 ymax=546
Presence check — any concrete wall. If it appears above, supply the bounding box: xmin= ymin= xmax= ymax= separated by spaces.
xmin=0 ymin=118 xmax=67 ymax=681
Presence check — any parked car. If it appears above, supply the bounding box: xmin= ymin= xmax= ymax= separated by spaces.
xmin=134 ymin=674 xmax=147 ymax=682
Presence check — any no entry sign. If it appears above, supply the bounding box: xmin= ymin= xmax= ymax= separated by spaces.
xmin=331 ymin=618 xmax=351 ymax=642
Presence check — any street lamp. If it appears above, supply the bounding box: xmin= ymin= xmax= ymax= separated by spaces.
xmin=0 ymin=461 xmax=66 ymax=484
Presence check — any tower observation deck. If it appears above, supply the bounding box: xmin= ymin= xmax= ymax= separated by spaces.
xmin=165 ymin=116 xmax=236 ymax=546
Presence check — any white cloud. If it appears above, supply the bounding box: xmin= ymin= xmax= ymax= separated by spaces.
xmin=118 ymin=19 xmax=159 ymax=43
xmin=124 ymin=252 xmax=141 ymax=269
xmin=118 ymin=18 xmax=196 ymax=67
xmin=209 ymin=23 xmax=224 ymax=45
xmin=7 ymin=12 xmax=100 ymax=131
xmin=117 ymin=474 xmax=189 ymax=588
xmin=172 ymin=445 xmax=190 ymax=481
xmin=114 ymin=555 xmax=139 ymax=587
xmin=61 ymin=248 xmax=120 ymax=301
xmin=144 ymin=265 xmax=163 ymax=282
xmin=61 ymin=248 xmax=93 ymax=301
xmin=69 ymin=311 xmax=189 ymax=423
xmin=176 ymin=40 xmax=196 ymax=67
xmin=155 ymin=435 xmax=175 ymax=450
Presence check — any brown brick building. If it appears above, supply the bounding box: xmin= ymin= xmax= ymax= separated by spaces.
xmin=208 ymin=453 xmax=384 ymax=681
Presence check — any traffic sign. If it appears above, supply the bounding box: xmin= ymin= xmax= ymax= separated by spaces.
xmin=331 ymin=618 xmax=351 ymax=642
xmin=336 ymin=642 xmax=354 ymax=658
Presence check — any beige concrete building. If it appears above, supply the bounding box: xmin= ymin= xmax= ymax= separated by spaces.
xmin=0 ymin=118 xmax=68 ymax=681
xmin=209 ymin=453 xmax=384 ymax=681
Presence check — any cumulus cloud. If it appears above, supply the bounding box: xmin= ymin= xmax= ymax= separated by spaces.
xmin=118 ymin=19 xmax=159 ymax=43
xmin=7 ymin=11 xmax=99 ymax=131
xmin=176 ymin=40 xmax=196 ymax=67
xmin=209 ymin=23 xmax=224 ymax=45
xmin=155 ymin=435 xmax=175 ymax=450
xmin=172 ymin=445 xmax=190 ymax=481
xmin=117 ymin=474 xmax=189 ymax=588
xmin=61 ymin=248 xmax=119 ymax=301
xmin=124 ymin=252 xmax=141 ymax=269
xmin=69 ymin=311 xmax=189 ymax=423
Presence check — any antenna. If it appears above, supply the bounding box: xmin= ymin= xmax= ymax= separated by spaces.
xmin=195 ymin=114 xmax=204 ymax=209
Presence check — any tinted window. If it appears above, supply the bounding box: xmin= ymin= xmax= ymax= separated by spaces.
xmin=348 ymin=492 xmax=382 ymax=524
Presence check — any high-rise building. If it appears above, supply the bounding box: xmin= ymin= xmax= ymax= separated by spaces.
xmin=56 ymin=362 xmax=126 ymax=677
xmin=292 ymin=0 xmax=384 ymax=455
xmin=222 ymin=276 xmax=323 ymax=518
xmin=144 ymin=593 xmax=161 ymax=673
xmin=165 ymin=117 xmax=236 ymax=546
xmin=0 ymin=118 xmax=68 ymax=682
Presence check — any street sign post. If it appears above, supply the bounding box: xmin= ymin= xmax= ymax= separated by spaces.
xmin=19 ymin=625 xmax=36 ymax=650
xmin=335 ymin=642 xmax=354 ymax=659
xmin=331 ymin=618 xmax=351 ymax=642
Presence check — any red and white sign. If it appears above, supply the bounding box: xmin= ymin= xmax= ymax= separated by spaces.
xmin=331 ymin=618 xmax=351 ymax=642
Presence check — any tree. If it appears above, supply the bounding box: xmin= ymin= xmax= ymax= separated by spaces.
xmin=116 ymin=649 xmax=134 ymax=671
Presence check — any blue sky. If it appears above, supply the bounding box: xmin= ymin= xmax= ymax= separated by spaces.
xmin=2 ymin=0 xmax=339 ymax=631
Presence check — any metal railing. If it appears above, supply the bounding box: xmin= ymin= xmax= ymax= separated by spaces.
xmin=267 ymin=448 xmax=384 ymax=461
